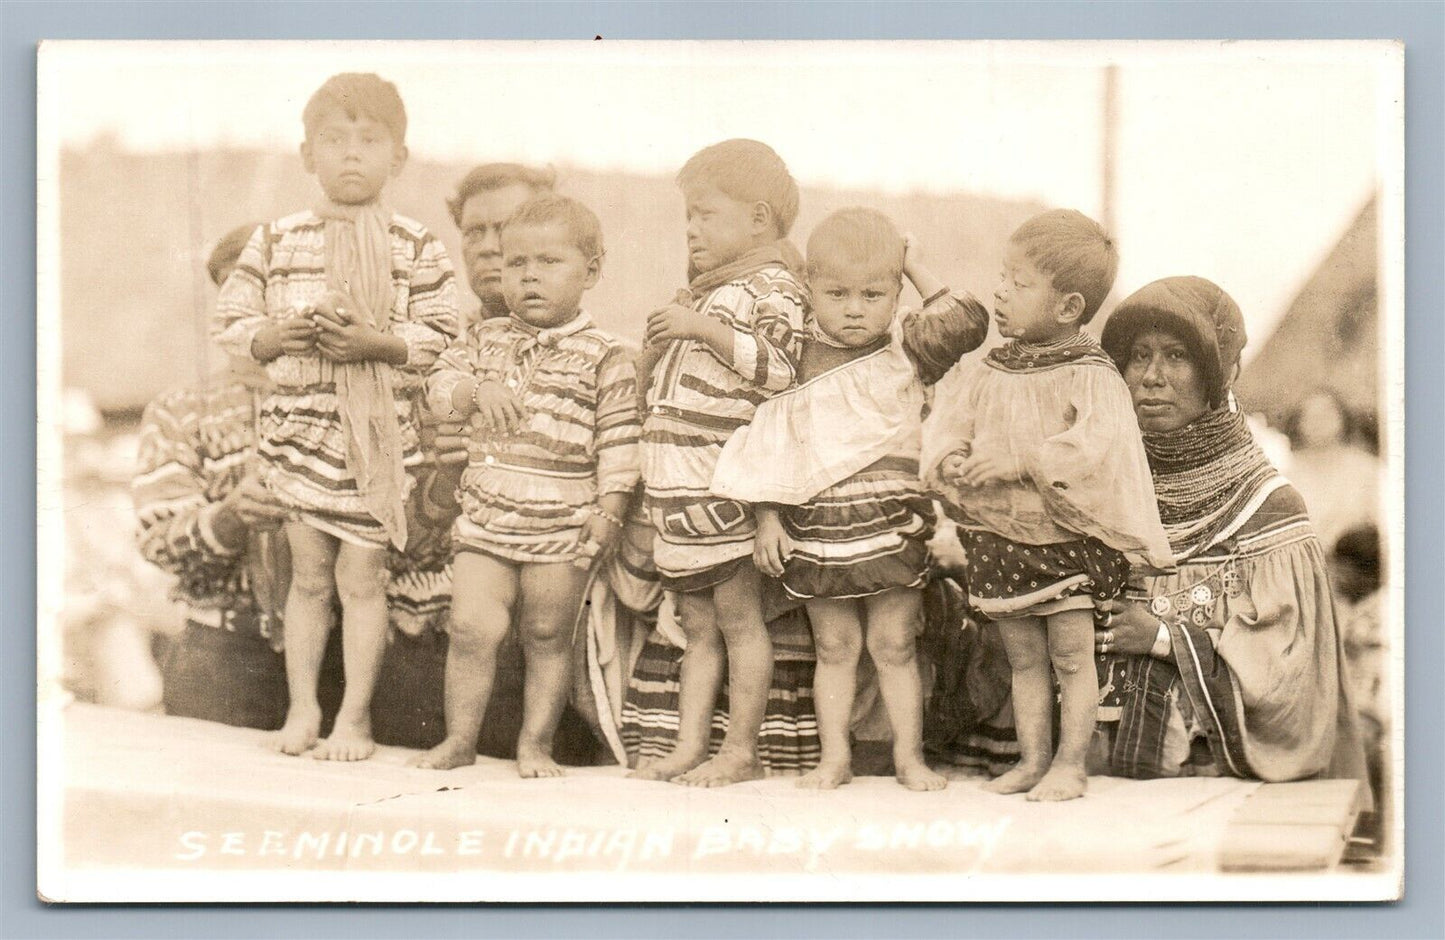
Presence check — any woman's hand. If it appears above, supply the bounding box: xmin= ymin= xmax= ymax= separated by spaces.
xmin=1095 ymin=598 xmax=1164 ymax=656
xmin=753 ymin=508 xmax=792 ymax=578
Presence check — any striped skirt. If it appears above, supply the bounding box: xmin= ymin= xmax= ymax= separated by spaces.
xmin=258 ymin=383 xmax=420 ymax=547
xmin=780 ymin=459 xmax=934 ymax=600
xmin=620 ymin=628 xmax=821 ymax=776
xmin=453 ymin=459 xmax=596 ymax=564
xmin=641 ymin=410 xmax=756 ymax=588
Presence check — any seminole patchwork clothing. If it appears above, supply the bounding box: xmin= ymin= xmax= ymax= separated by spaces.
xmin=922 ymin=332 xmax=1173 ymax=572
xmin=213 ymin=209 xmax=459 ymax=547
xmin=426 ymin=313 xmax=640 ymax=564
xmin=714 ymin=294 xmax=988 ymax=599
xmin=1092 ymin=483 xmax=1369 ymax=789
xmin=132 ymin=375 xmax=458 ymax=647
xmin=641 ymin=244 xmax=807 ymax=589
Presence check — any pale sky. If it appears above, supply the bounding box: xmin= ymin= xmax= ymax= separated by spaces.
xmin=41 ymin=40 xmax=1397 ymax=356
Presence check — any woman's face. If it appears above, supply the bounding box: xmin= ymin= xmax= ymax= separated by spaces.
xmin=1123 ymin=328 xmax=1212 ymax=432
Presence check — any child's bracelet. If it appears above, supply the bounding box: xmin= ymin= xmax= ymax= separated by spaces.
xmin=923 ymin=287 xmax=952 ymax=307
xmin=469 ymin=378 xmax=488 ymax=416
xmin=587 ymin=505 xmax=624 ymax=527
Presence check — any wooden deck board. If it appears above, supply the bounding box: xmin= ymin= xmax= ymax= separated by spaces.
xmin=42 ymin=703 xmax=1369 ymax=899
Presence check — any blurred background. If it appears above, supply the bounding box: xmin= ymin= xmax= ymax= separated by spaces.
xmin=40 ymin=43 xmax=1393 ymax=740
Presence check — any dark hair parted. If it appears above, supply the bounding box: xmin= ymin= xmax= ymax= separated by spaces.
xmin=1009 ymin=209 xmax=1119 ymax=323
xmin=502 ymin=194 xmax=605 ymax=261
xmin=446 ymin=163 xmax=558 ymax=227
xmin=677 ymin=139 xmax=799 ymax=236
xmin=302 ymin=73 xmax=407 ymax=144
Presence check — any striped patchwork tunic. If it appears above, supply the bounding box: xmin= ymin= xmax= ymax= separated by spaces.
xmin=213 ymin=211 xmax=459 ymax=545
xmin=426 ymin=313 xmax=641 ymax=564
xmin=641 ymin=264 xmax=806 ymax=588
xmin=132 ymin=376 xmax=457 ymax=644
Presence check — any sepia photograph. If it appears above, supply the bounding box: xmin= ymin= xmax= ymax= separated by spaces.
xmin=35 ymin=38 xmax=1404 ymax=903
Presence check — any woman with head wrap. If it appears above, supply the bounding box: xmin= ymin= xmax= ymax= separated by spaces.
xmin=1090 ymin=276 xmax=1369 ymax=790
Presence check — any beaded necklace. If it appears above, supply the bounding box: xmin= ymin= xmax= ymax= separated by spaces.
xmin=1143 ymin=405 xmax=1277 ymax=562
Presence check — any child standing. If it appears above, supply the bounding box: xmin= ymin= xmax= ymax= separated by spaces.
xmin=417 ymin=194 xmax=640 ymax=777
xmin=922 ymin=210 xmax=1172 ymax=801
xmin=631 ymin=139 xmax=808 ymax=787
xmin=214 ymin=74 xmax=459 ymax=760
xmin=713 ymin=209 xmax=989 ymax=790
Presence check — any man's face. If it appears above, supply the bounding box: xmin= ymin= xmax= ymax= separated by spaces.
xmin=459 ymin=183 xmax=537 ymax=317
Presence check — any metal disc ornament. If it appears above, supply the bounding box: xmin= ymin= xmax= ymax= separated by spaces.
xmin=1150 ymin=595 xmax=1173 ymax=616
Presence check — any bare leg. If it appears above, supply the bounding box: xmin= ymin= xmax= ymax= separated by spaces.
xmin=795 ymin=597 xmax=860 ymax=790
xmin=676 ymin=565 xmax=770 ymax=787
xmin=272 ymin=524 xmax=337 ymax=756
xmin=311 ymin=541 xmax=389 ymax=761
xmin=514 ymin=562 xmax=591 ymax=778
xmin=1027 ymin=608 xmax=1095 ymax=802
xmin=408 ymin=552 xmax=516 ymax=769
xmin=865 ymin=587 xmax=946 ymax=791
xmin=982 ymin=615 xmax=1051 ymax=794
xmin=629 ymin=592 xmax=721 ymax=781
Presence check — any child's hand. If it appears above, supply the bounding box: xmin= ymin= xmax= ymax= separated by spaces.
xmin=952 ymin=449 xmax=1022 ymax=488
xmin=645 ymin=302 xmax=708 ymax=346
xmin=315 ymin=313 xmax=392 ymax=364
xmin=469 ymin=380 xmax=527 ymax=434
xmin=251 ymin=317 xmax=319 ymax=362
xmin=938 ymin=448 xmax=971 ymax=487
xmin=753 ymin=509 xmax=792 ymax=578
xmin=580 ymin=507 xmax=623 ymax=554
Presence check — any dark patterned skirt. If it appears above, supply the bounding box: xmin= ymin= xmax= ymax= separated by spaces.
xmin=956 ymin=528 xmax=1129 ymax=621
xmin=781 ymin=460 xmax=934 ymax=600
xmin=619 ymin=630 xmax=821 ymax=776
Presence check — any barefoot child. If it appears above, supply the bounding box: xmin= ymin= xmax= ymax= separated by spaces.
xmin=215 ymin=73 xmax=459 ymax=761
xmin=630 ymin=139 xmax=808 ymax=787
xmin=713 ymin=210 xmax=989 ymax=790
xmin=921 ymin=210 xmax=1172 ymax=801
xmin=416 ymin=194 xmax=640 ymax=777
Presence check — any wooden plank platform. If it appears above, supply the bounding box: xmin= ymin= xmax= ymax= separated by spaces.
xmin=40 ymin=703 xmax=1375 ymax=901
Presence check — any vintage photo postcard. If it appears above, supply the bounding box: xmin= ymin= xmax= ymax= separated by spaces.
xmin=36 ymin=39 xmax=1404 ymax=903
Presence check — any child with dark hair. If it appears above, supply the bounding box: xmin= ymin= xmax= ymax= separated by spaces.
xmin=631 ymin=139 xmax=808 ymax=787
xmin=214 ymin=72 xmax=459 ymax=761
xmin=418 ymin=193 xmax=640 ymax=777
xmin=923 ymin=209 xmax=1172 ymax=801
xmin=713 ymin=209 xmax=989 ymax=790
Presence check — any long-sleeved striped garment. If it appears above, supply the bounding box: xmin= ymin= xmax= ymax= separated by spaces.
xmin=132 ymin=376 xmax=457 ymax=644
xmin=212 ymin=210 xmax=459 ymax=545
xmin=426 ymin=312 xmax=641 ymax=564
xmin=640 ymin=263 xmax=807 ymax=589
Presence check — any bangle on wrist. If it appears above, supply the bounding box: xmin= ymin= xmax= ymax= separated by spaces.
xmin=923 ymin=287 xmax=951 ymax=307
xmin=469 ymin=378 xmax=487 ymax=416
xmin=588 ymin=505 xmax=623 ymax=527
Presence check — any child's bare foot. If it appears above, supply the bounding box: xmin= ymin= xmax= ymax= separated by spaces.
xmin=796 ymin=761 xmax=852 ymax=790
xmin=982 ymin=760 xmax=1049 ymax=795
xmin=1025 ymin=764 xmax=1087 ymax=802
xmin=517 ymin=746 xmax=565 ymax=779
xmin=271 ymin=704 xmax=321 ymax=756
xmin=627 ymin=749 xmax=706 ymax=782
xmin=311 ymin=718 xmax=375 ymax=762
xmin=896 ymin=757 xmax=948 ymax=792
xmin=675 ymin=748 xmax=764 ymax=788
xmin=407 ymin=735 xmax=477 ymax=770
